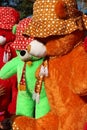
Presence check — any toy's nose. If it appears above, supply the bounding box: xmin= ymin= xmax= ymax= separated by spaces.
xmin=20 ymin=50 xmax=26 ymax=56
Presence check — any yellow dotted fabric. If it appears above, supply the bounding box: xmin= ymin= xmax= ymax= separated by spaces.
xmin=83 ymin=15 xmax=87 ymax=30
xmin=24 ymin=0 xmax=87 ymax=38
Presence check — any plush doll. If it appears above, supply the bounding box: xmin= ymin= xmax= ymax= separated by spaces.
xmin=0 ymin=6 xmax=20 ymax=128
xmin=1 ymin=0 xmax=87 ymax=130
xmin=10 ymin=17 xmax=50 ymax=121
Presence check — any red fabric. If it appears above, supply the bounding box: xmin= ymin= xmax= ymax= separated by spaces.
xmin=0 ymin=7 xmax=19 ymax=121
xmin=0 ymin=29 xmax=16 ymax=43
xmin=0 ymin=7 xmax=20 ymax=30
xmin=0 ymin=29 xmax=16 ymax=62
xmin=0 ymin=29 xmax=16 ymax=65
xmin=0 ymin=45 xmax=16 ymax=67
xmin=83 ymin=123 xmax=87 ymax=130
xmin=0 ymin=76 xmax=17 ymax=121
xmin=0 ymin=30 xmax=17 ymax=121
xmin=11 ymin=18 xmax=33 ymax=50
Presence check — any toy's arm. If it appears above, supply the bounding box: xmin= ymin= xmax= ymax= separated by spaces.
xmin=0 ymin=57 xmax=20 ymax=79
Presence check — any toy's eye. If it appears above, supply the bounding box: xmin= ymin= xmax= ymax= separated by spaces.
xmin=20 ymin=50 xmax=26 ymax=56
xmin=22 ymin=34 xmax=30 ymax=40
xmin=19 ymin=50 xmax=31 ymax=62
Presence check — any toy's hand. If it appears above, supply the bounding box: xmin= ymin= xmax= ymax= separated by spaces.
xmin=0 ymin=85 xmax=6 ymax=96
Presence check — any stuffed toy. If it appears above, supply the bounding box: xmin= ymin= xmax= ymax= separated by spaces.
xmin=0 ymin=17 xmax=55 ymax=129
xmin=0 ymin=6 xmax=20 ymax=128
xmin=1 ymin=0 xmax=87 ymax=130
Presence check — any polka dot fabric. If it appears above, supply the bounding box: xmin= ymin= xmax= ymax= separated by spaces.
xmin=11 ymin=18 xmax=33 ymax=50
xmin=24 ymin=0 xmax=87 ymax=38
xmin=0 ymin=7 xmax=20 ymax=30
xmin=83 ymin=15 xmax=87 ymax=30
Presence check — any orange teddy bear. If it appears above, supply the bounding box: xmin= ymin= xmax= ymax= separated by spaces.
xmin=12 ymin=0 xmax=87 ymax=130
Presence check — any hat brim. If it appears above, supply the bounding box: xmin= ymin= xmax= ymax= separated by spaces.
xmin=24 ymin=16 xmax=87 ymax=38
xmin=11 ymin=36 xmax=33 ymax=50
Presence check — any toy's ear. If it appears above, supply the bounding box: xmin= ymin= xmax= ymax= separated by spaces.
xmin=55 ymin=0 xmax=67 ymax=19
xmin=12 ymin=24 xmax=17 ymax=34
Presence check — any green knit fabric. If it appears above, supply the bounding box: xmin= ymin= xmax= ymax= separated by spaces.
xmin=0 ymin=56 xmax=50 ymax=118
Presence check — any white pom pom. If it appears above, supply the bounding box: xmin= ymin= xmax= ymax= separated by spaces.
xmin=0 ymin=36 xmax=6 ymax=45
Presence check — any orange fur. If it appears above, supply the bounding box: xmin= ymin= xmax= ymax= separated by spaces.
xmin=55 ymin=0 xmax=67 ymax=19
xmin=46 ymin=30 xmax=84 ymax=56
xmin=12 ymin=112 xmax=58 ymax=130
xmin=44 ymin=44 xmax=87 ymax=130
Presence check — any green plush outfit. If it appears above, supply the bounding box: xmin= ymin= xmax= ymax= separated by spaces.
xmin=0 ymin=56 xmax=50 ymax=119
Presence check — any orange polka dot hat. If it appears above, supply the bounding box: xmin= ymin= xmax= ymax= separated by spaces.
xmin=24 ymin=0 xmax=87 ymax=38
xmin=11 ymin=18 xmax=33 ymax=50
xmin=0 ymin=7 xmax=20 ymax=30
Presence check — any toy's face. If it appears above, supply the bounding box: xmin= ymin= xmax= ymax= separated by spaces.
xmin=19 ymin=40 xmax=46 ymax=62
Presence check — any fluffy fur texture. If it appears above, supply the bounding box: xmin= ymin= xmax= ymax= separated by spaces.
xmin=3 ymin=1 xmax=87 ymax=130
xmin=55 ymin=0 xmax=67 ymax=19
